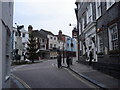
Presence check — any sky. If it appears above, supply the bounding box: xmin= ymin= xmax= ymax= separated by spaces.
xmin=13 ymin=0 xmax=77 ymax=36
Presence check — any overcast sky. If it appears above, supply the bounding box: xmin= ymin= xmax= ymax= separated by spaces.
xmin=13 ymin=0 xmax=77 ymax=36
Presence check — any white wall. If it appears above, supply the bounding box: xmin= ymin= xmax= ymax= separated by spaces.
xmin=40 ymin=38 xmax=47 ymax=50
xmin=0 ymin=2 xmax=13 ymax=89
xmin=13 ymin=27 xmax=28 ymax=55
xmin=48 ymin=35 xmax=58 ymax=49
xmin=0 ymin=2 xmax=2 ymax=89
xmin=47 ymin=35 xmax=58 ymax=58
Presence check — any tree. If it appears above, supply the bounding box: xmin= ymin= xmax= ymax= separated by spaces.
xmin=26 ymin=34 xmax=38 ymax=63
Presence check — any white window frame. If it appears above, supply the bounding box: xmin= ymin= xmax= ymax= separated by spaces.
xmin=98 ymin=34 xmax=104 ymax=53
xmin=50 ymin=43 xmax=52 ymax=48
xmin=96 ymin=0 xmax=102 ymax=19
xmin=106 ymin=0 xmax=115 ymax=10
xmin=54 ymin=44 xmax=56 ymax=48
xmin=82 ymin=17 xmax=85 ymax=31
xmin=108 ymin=23 xmax=118 ymax=51
xmin=79 ymin=22 xmax=81 ymax=34
xmin=86 ymin=3 xmax=93 ymax=24
xmin=78 ymin=3 xmax=81 ymax=9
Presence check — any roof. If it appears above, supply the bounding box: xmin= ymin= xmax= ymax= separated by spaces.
xmin=32 ymin=30 xmax=47 ymax=39
xmin=62 ymin=34 xmax=71 ymax=38
xmin=40 ymin=29 xmax=55 ymax=36
xmin=13 ymin=27 xmax=28 ymax=33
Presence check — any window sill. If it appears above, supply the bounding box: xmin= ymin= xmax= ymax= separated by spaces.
xmin=106 ymin=3 xmax=115 ymax=11
xmin=109 ymin=54 xmax=119 ymax=57
xmin=96 ymin=15 xmax=102 ymax=20
xmin=5 ymin=75 xmax=10 ymax=82
xmin=98 ymin=55 xmax=104 ymax=58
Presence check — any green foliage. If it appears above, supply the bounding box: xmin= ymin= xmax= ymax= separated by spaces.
xmin=26 ymin=34 xmax=38 ymax=63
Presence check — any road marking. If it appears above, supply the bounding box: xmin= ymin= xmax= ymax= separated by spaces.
xmin=12 ymin=66 xmax=53 ymax=71
xmin=64 ymin=68 xmax=100 ymax=89
xmin=52 ymin=63 xmax=57 ymax=67
xmin=12 ymin=74 xmax=32 ymax=90
xmin=11 ymin=65 xmax=27 ymax=72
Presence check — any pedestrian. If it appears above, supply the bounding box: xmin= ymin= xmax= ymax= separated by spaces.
xmin=66 ymin=56 xmax=70 ymax=68
xmin=89 ymin=51 xmax=93 ymax=66
xmin=57 ymin=52 xmax=62 ymax=68
xmin=70 ymin=57 xmax=73 ymax=65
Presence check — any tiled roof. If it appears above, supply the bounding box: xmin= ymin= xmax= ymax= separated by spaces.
xmin=40 ymin=29 xmax=55 ymax=36
xmin=32 ymin=30 xmax=47 ymax=39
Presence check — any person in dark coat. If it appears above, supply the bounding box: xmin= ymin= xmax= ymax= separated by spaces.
xmin=57 ymin=52 xmax=62 ymax=68
xmin=70 ymin=57 xmax=72 ymax=65
xmin=89 ymin=51 xmax=93 ymax=66
xmin=66 ymin=56 xmax=70 ymax=68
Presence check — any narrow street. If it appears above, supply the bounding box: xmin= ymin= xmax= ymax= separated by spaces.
xmin=12 ymin=60 xmax=99 ymax=89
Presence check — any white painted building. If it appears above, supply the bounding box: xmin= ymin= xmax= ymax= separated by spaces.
xmin=12 ymin=27 xmax=28 ymax=61
xmin=0 ymin=1 xmax=13 ymax=89
xmin=48 ymin=34 xmax=58 ymax=49
xmin=40 ymin=29 xmax=62 ymax=59
xmin=48 ymin=34 xmax=58 ymax=59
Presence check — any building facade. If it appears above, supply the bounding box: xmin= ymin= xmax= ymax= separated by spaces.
xmin=12 ymin=27 xmax=28 ymax=62
xmin=40 ymin=29 xmax=58 ymax=59
xmin=95 ymin=1 xmax=120 ymax=79
xmin=0 ymin=2 xmax=13 ymax=89
xmin=64 ymin=35 xmax=76 ymax=57
xmin=75 ymin=0 xmax=120 ymax=79
xmin=28 ymin=25 xmax=49 ymax=59
xmin=57 ymin=30 xmax=76 ymax=58
xmin=27 ymin=26 xmax=77 ymax=60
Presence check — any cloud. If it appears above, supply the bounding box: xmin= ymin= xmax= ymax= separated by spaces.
xmin=14 ymin=0 xmax=76 ymax=36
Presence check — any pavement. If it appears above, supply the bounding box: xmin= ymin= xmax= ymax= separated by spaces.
xmin=10 ymin=58 xmax=120 ymax=89
xmin=67 ymin=59 xmax=120 ymax=90
xmin=10 ymin=74 xmax=28 ymax=89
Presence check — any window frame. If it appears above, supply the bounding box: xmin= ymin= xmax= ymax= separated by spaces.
xmin=22 ymin=33 xmax=25 ymax=37
xmin=96 ymin=0 xmax=102 ymax=20
xmin=108 ymin=23 xmax=118 ymax=51
xmin=97 ymin=33 xmax=104 ymax=53
xmin=82 ymin=17 xmax=85 ymax=31
xmin=50 ymin=37 xmax=52 ymax=39
xmin=86 ymin=3 xmax=93 ymax=24
xmin=50 ymin=43 xmax=52 ymax=48
xmin=15 ymin=32 xmax=17 ymax=36
xmin=106 ymin=0 xmax=115 ymax=10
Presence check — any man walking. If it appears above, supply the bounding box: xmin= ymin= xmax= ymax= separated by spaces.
xmin=89 ymin=51 xmax=93 ymax=66
xmin=57 ymin=52 xmax=62 ymax=68
xmin=66 ymin=56 xmax=70 ymax=68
